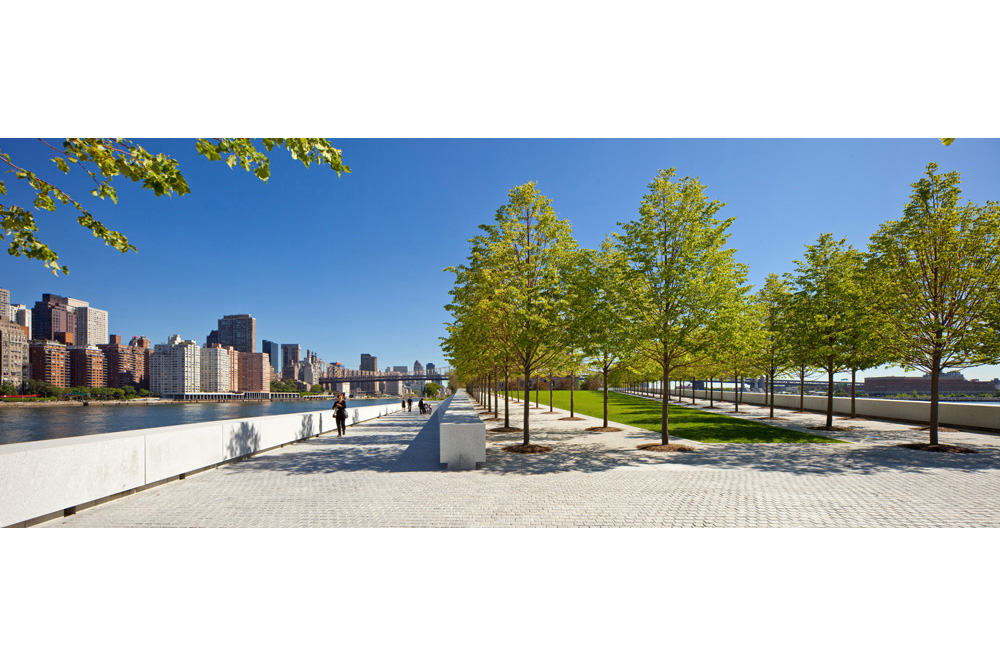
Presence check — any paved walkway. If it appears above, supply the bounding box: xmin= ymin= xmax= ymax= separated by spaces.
xmin=40 ymin=393 xmax=1000 ymax=527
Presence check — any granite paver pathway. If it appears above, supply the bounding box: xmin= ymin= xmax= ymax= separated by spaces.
xmin=40 ymin=392 xmax=1000 ymax=527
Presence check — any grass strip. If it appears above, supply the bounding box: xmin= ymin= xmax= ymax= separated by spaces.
xmin=507 ymin=390 xmax=844 ymax=444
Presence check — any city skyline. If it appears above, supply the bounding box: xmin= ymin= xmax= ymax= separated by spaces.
xmin=2 ymin=139 xmax=999 ymax=381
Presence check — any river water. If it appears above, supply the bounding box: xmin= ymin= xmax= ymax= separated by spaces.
xmin=0 ymin=398 xmax=405 ymax=446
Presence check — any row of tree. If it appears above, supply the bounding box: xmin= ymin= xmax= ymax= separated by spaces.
xmin=444 ymin=163 xmax=1000 ymax=448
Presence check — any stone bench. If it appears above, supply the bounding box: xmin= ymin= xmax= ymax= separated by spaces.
xmin=437 ymin=390 xmax=486 ymax=471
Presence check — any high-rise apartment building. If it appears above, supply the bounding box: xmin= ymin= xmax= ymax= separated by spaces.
xmin=10 ymin=304 xmax=31 ymax=339
xmin=262 ymin=340 xmax=280 ymax=374
xmin=32 ymin=294 xmax=77 ymax=343
xmin=70 ymin=346 xmax=107 ymax=388
xmin=360 ymin=354 xmax=378 ymax=372
xmin=100 ymin=334 xmax=150 ymax=389
xmin=238 ymin=351 xmax=269 ymax=392
xmin=200 ymin=345 xmax=232 ymax=393
xmin=0 ymin=287 xmax=10 ymax=321
xmin=282 ymin=343 xmax=301 ymax=371
xmin=0 ymin=319 xmax=30 ymax=387
xmin=29 ymin=340 xmax=70 ymax=388
xmin=150 ymin=335 xmax=200 ymax=397
xmin=75 ymin=306 xmax=109 ymax=347
xmin=215 ymin=314 xmax=256 ymax=354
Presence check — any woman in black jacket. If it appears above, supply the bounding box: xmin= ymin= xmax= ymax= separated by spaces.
xmin=333 ymin=393 xmax=348 ymax=436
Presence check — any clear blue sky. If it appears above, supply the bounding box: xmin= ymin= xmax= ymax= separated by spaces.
xmin=3 ymin=138 xmax=999 ymax=379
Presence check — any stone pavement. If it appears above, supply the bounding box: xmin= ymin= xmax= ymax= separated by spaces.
xmin=39 ymin=392 xmax=1000 ymax=528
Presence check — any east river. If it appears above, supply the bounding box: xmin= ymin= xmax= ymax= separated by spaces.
xmin=0 ymin=398 xmax=404 ymax=446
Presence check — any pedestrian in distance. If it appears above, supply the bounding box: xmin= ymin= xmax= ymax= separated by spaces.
xmin=333 ymin=393 xmax=348 ymax=436
xmin=418 ymin=397 xmax=425 ymax=414
xmin=402 ymin=398 xmax=406 ymax=411
xmin=407 ymin=397 xmax=413 ymax=412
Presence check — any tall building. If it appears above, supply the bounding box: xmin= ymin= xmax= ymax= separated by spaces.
xmin=32 ymin=294 xmax=77 ymax=343
xmin=200 ymin=345 xmax=232 ymax=393
xmin=215 ymin=314 xmax=256 ymax=354
xmin=69 ymin=346 xmax=107 ymax=388
xmin=413 ymin=360 xmax=423 ymax=375
xmin=0 ymin=319 xmax=29 ymax=388
xmin=75 ymin=306 xmax=108 ymax=347
xmin=238 ymin=351 xmax=269 ymax=392
xmin=262 ymin=340 xmax=280 ymax=374
xmin=11 ymin=304 xmax=31 ymax=339
xmin=426 ymin=362 xmax=436 ymax=374
xmin=0 ymin=287 xmax=10 ymax=320
xmin=393 ymin=365 xmax=408 ymax=373
xmin=100 ymin=334 xmax=149 ymax=389
xmin=360 ymin=354 xmax=378 ymax=372
xmin=150 ymin=335 xmax=200 ymax=397
xmin=282 ymin=343 xmax=301 ymax=371
xmin=29 ymin=340 xmax=70 ymax=388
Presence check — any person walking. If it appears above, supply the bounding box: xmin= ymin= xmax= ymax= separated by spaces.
xmin=402 ymin=398 xmax=406 ymax=411
xmin=407 ymin=397 xmax=412 ymax=412
xmin=333 ymin=393 xmax=348 ymax=436
xmin=418 ymin=397 xmax=425 ymax=415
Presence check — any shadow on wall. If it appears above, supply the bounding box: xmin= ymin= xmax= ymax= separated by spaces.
xmin=296 ymin=413 xmax=315 ymax=441
xmin=226 ymin=422 xmax=262 ymax=459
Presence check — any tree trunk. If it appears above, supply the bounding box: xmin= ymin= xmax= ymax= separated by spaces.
xmin=799 ymin=367 xmax=805 ymax=412
xmin=494 ymin=372 xmax=499 ymax=419
xmin=602 ymin=366 xmax=609 ymax=428
xmin=930 ymin=357 xmax=941 ymax=448
xmin=769 ymin=371 xmax=775 ymax=419
xmin=850 ymin=367 xmax=857 ymax=419
xmin=504 ymin=370 xmax=510 ymax=428
xmin=733 ymin=374 xmax=740 ymax=412
xmin=570 ymin=370 xmax=575 ymax=417
xmin=826 ymin=365 xmax=834 ymax=429
xmin=709 ymin=378 xmax=714 ymax=408
xmin=548 ymin=373 xmax=553 ymax=412
xmin=661 ymin=361 xmax=670 ymax=446
xmin=523 ymin=362 xmax=531 ymax=446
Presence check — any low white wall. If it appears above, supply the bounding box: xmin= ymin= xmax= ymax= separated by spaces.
xmin=438 ymin=390 xmax=486 ymax=471
xmin=0 ymin=401 xmax=401 ymax=527
xmin=641 ymin=389 xmax=999 ymax=431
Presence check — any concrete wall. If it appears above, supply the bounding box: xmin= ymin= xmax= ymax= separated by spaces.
xmin=0 ymin=401 xmax=401 ymax=527
xmin=437 ymin=390 xmax=486 ymax=470
xmin=646 ymin=389 xmax=999 ymax=431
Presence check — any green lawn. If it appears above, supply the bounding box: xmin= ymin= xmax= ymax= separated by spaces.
xmin=503 ymin=390 xmax=843 ymax=444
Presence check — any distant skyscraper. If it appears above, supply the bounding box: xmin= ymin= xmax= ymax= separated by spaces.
xmin=11 ymin=305 xmax=31 ymax=339
xmin=0 ymin=287 xmax=10 ymax=321
xmin=426 ymin=362 xmax=436 ymax=374
xmin=0 ymin=318 xmax=29 ymax=387
xmin=282 ymin=343 xmax=301 ymax=370
xmin=150 ymin=335 xmax=200 ymax=397
xmin=393 ymin=365 xmax=408 ymax=373
xmin=32 ymin=294 xmax=77 ymax=343
xmin=360 ymin=354 xmax=377 ymax=372
xmin=76 ymin=306 xmax=108 ymax=347
xmin=214 ymin=314 xmax=255 ymax=353
xmin=262 ymin=340 xmax=280 ymax=374
xmin=413 ymin=360 xmax=423 ymax=375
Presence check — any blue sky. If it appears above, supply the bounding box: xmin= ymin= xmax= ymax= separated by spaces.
xmin=3 ymin=137 xmax=999 ymax=380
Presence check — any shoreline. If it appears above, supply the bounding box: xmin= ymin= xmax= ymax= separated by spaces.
xmin=0 ymin=396 xmax=413 ymax=409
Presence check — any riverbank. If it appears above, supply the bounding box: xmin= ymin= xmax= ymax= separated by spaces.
xmin=0 ymin=396 xmax=407 ymax=409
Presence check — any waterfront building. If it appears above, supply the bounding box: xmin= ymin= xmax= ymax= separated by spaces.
xmin=32 ymin=294 xmax=77 ymax=343
xmin=360 ymin=354 xmax=377 ymax=372
xmin=385 ymin=379 xmax=403 ymax=395
xmin=151 ymin=335 xmax=200 ymax=397
xmin=130 ymin=336 xmax=152 ymax=389
xmin=28 ymin=339 xmax=70 ymax=388
xmin=262 ymin=340 xmax=280 ymax=374
xmin=75 ymin=306 xmax=109 ymax=347
xmin=864 ymin=372 xmax=998 ymax=396
xmin=0 ymin=287 xmax=9 ymax=320
xmin=0 ymin=319 xmax=30 ymax=387
xmin=200 ymin=345 xmax=232 ymax=393
xmin=215 ymin=314 xmax=256 ymax=354
xmin=227 ymin=346 xmax=240 ymax=392
xmin=11 ymin=304 xmax=32 ymax=339
xmin=238 ymin=351 xmax=269 ymax=392
xmin=100 ymin=335 xmax=147 ymax=389
xmin=69 ymin=346 xmax=107 ymax=388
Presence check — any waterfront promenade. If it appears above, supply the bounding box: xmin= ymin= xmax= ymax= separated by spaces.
xmin=36 ymin=391 xmax=1000 ymax=528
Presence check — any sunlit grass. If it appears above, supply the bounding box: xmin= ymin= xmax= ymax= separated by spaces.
xmin=506 ymin=390 xmax=843 ymax=444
